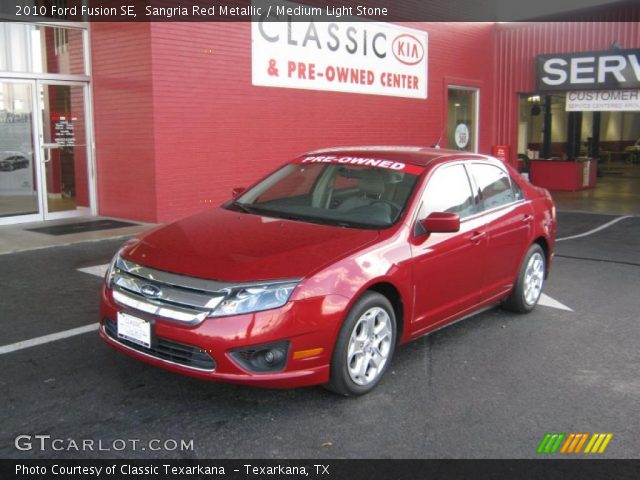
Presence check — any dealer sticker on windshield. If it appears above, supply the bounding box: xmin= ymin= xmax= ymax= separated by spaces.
xmin=297 ymin=155 xmax=424 ymax=175
xmin=117 ymin=312 xmax=152 ymax=349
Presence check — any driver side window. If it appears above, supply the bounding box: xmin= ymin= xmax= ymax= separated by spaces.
xmin=417 ymin=164 xmax=476 ymax=221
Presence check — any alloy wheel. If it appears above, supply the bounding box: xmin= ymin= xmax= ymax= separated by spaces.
xmin=346 ymin=307 xmax=393 ymax=386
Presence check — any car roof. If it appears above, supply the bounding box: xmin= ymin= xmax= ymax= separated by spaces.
xmin=303 ymin=146 xmax=492 ymax=167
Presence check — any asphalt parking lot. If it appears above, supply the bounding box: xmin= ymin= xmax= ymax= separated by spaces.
xmin=1 ymin=211 xmax=639 ymax=459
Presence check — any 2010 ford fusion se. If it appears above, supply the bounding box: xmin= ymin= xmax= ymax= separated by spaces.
xmin=100 ymin=146 xmax=556 ymax=396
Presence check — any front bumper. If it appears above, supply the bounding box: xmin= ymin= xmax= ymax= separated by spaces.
xmin=99 ymin=287 xmax=348 ymax=388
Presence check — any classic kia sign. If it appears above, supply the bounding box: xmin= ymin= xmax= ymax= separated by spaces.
xmin=251 ymin=1 xmax=428 ymax=99
xmin=537 ymin=49 xmax=640 ymax=91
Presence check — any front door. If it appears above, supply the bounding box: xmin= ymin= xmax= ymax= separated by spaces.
xmin=410 ymin=163 xmax=487 ymax=335
xmin=38 ymin=81 xmax=91 ymax=219
xmin=0 ymin=79 xmax=92 ymax=224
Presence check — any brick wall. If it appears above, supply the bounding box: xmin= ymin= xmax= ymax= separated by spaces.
xmin=92 ymin=22 xmax=495 ymax=223
xmin=91 ymin=22 xmax=158 ymax=221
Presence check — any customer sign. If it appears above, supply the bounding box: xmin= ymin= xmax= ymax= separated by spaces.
xmin=251 ymin=1 xmax=428 ymax=99
xmin=566 ymin=89 xmax=640 ymax=111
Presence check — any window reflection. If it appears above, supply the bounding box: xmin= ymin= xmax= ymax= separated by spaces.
xmin=448 ymin=88 xmax=478 ymax=152
xmin=0 ymin=24 xmax=85 ymax=75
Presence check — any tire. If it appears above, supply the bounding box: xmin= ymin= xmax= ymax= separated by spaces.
xmin=325 ymin=292 xmax=396 ymax=396
xmin=503 ymin=244 xmax=546 ymax=313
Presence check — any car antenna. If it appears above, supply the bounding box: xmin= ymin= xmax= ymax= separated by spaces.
xmin=431 ymin=129 xmax=443 ymax=149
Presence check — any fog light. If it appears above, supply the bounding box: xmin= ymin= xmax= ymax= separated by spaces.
xmin=230 ymin=341 xmax=290 ymax=373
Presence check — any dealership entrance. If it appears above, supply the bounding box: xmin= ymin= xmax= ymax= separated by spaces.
xmin=0 ymin=23 xmax=95 ymax=225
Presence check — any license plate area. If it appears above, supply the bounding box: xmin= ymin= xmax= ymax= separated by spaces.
xmin=117 ymin=312 xmax=153 ymax=349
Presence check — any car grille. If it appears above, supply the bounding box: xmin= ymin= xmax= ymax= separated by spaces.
xmin=110 ymin=257 xmax=232 ymax=324
xmin=103 ymin=318 xmax=216 ymax=371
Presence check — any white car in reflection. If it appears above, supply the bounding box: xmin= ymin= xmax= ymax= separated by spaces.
xmin=0 ymin=154 xmax=30 ymax=172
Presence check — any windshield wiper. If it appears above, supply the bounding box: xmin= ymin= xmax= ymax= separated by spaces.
xmin=274 ymin=213 xmax=373 ymax=229
xmin=231 ymin=201 xmax=257 ymax=214
xmin=231 ymin=203 xmax=380 ymax=229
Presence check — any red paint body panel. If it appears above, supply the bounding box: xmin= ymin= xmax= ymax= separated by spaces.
xmin=124 ymin=206 xmax=379 ymax=283
xmin=100 ymin=148 xmax=556 ymax=389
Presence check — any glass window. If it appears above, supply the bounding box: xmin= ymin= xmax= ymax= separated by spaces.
xmin=470 ymin=163 xmax=515 ymax=210
xmin=256 ymin=164 xmax=323 ymax=203
xmin=0 ymin=24 xmax=85 ymax=75
xmin=512 ymin=179 xmax=524 ymax=201
xmin=229 ymin=162 xmax=420 ymax=229
xmin=448 ymin=87 xmax=477 ymax=152
xmin=418 ymin=164 xmax=476 ymax=220
xmin=0 ymin=82 xmax=37 ymax=218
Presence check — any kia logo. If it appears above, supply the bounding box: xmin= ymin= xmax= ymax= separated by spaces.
xmin=392 ymin=34 xmax=424 ymax=66
xmin=140 ymin=284 xmax=161 ymax=298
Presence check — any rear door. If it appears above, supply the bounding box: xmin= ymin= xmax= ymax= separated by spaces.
xmin=410 ymin=163 xmax=487 ymax=333
xmin=468 ymin=163 xmax=534 ymax=301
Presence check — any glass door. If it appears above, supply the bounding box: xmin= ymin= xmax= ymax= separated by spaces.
xmin=38 ymin=81 xmax=91 ymax=219
xmin=0 ymin=79 xmax=93 ymax=224
xmin=0 ymin=80 xmax=40 ymax=222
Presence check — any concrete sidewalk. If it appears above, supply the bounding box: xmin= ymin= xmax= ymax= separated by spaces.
xmin=0 ymin=216 xmax=155 ymax=255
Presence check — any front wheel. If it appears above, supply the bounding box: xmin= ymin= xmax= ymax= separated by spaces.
xmin=503 ymin=244 xmax=546 ymax=313
xmin=325 ymin=292 xmax=396 ymax=396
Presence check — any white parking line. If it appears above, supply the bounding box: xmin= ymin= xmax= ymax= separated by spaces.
xmin=538 ymin=293 xmax=573 ymax=312
xmin=556 ymin=215 xmax=632 ymax=242
xmin=2 ymin=264 xmax=108 ymax=355
xmin=78 ymin=263 xmax=109 ymax=277
xmin=0 ymin=323 xmax=99 ymax=355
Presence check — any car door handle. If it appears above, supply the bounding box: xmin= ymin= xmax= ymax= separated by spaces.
xmin=522 ymin=214 xmax=533 ymax=223
xmin=470 ymin=231 xmax=486 ymax=243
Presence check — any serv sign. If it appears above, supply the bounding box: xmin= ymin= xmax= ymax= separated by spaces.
xmin=537 ymin=49 xmax=640 ymax=92
xmin=251 ymin=1 xmax=428 ymax=99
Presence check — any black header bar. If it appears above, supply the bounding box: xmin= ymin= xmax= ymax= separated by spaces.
xmin=2 ymin=0 xmax=639 ymax=22
xmin=2 ymin=459 xmax=640 ymax=480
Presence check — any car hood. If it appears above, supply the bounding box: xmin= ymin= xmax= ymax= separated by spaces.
xmin=123 ymin=207 xmax=380 ymax=283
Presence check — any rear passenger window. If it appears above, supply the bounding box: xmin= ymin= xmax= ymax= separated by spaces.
xmin=470 ymin=164 xmax=515 ymax=210
xmin=418 ymin=164 xmax=476 ymax=220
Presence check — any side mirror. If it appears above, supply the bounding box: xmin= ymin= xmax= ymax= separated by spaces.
xmin=420 ymin=212 xmax=460 ymax=233
xmin=231 ymin=187 xmax=246 ymax=197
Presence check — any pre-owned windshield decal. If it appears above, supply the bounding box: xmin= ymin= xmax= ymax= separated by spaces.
xmin=297 ymin=155 xmax=424 ymax=175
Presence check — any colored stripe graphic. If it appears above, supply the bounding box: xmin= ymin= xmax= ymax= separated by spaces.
xmin=537 ymin=433 xmax=565 ymax=454
xmin=584 ymin=433 xmax=613 ymax=454
xmin=538 ymin=433 xmax=613 ymax=454
xmin=564 ymin=433 xmax=585 ymax=453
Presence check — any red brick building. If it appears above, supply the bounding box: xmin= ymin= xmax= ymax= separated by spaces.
xmin=1 ymin=2 xmax=639 ymax=224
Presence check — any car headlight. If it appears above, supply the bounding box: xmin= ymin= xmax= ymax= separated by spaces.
xmin=210 ymin=281 xmax=298 ymax=317
xmin=105 ymin=240 xmax=138 ymax=287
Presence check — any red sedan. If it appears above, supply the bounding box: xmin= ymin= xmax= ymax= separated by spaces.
xmin=100 ymin=147 xmax=556 ymax=396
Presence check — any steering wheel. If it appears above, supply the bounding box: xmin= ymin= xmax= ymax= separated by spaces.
xmin=370 ymin=200 xmax=402 ymax=216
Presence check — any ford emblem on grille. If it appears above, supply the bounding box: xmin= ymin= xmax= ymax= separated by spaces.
xmin=140 ymin=284 xmax=161 ymax=298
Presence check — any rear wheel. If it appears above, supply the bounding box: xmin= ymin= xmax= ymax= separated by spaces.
xmin=503 ymin=244 xmax=546 ymax=313
xmin=325 ymin=292 xmax=396 ymax=396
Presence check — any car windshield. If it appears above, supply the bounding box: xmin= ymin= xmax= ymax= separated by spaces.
xmin=225 ymin=159 xmax=421 ymax=229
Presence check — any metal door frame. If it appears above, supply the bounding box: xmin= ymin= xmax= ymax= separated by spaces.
xmin=36 ymin=79 xmax=95 ymax=221
xmin=0 ymin=22 xmax=96 ymax=225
